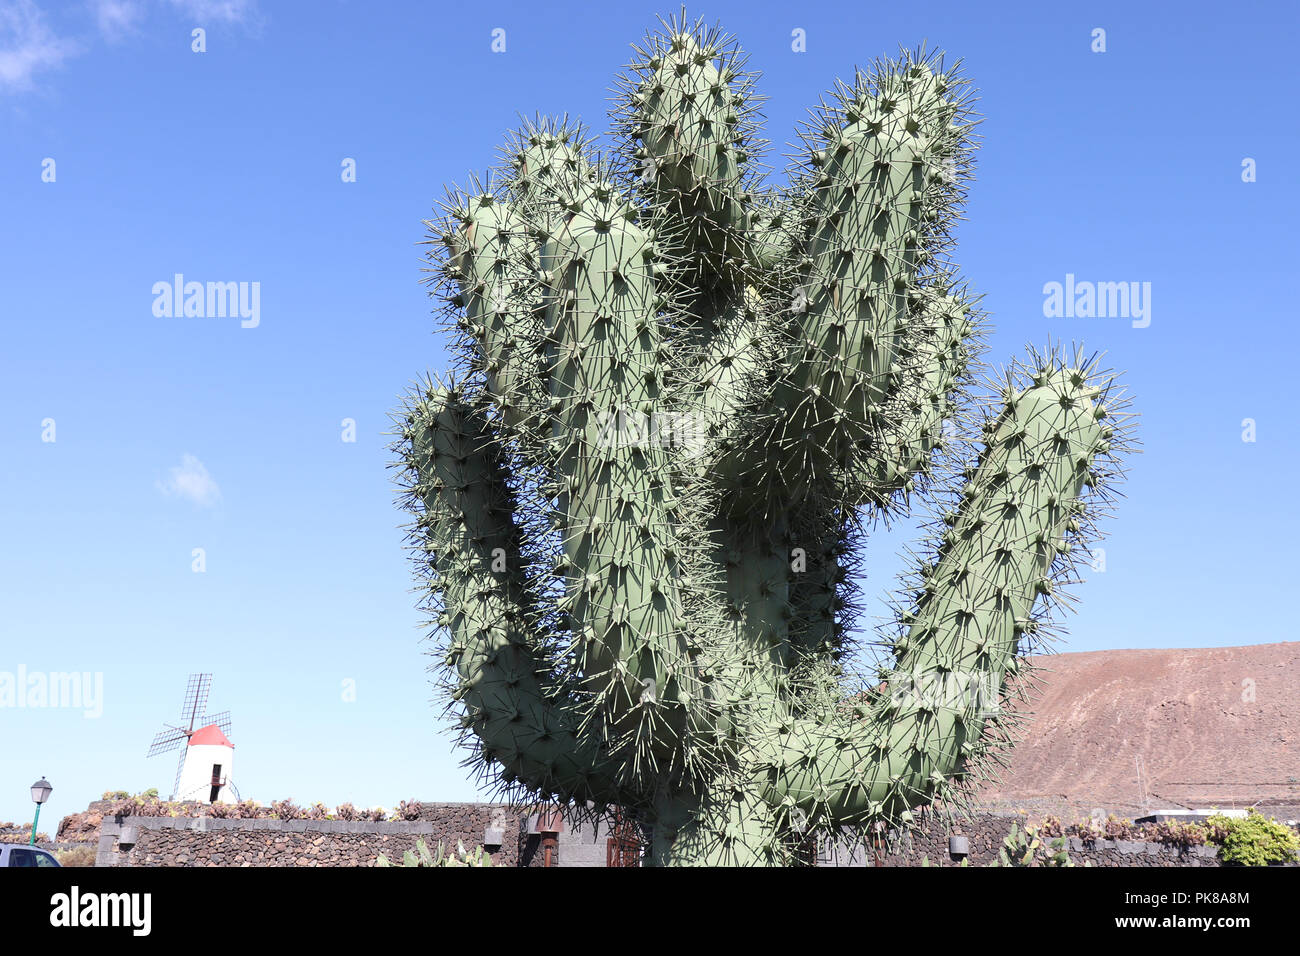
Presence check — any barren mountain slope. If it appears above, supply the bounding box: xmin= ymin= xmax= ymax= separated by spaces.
xmin=975 ymin=642 xmax=1300 ymax=817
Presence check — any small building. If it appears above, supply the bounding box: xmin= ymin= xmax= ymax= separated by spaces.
xmin=174 ymin=723 xmax=236 ymax=803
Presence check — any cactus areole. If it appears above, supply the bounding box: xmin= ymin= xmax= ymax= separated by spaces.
xmin=395 ymin=12 xmax=1134 ymax=866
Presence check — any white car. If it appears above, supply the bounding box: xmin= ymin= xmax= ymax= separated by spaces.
xmin=0 ymin=845 xmax=61 ymax=867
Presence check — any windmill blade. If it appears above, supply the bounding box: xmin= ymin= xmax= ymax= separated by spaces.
xmin=202 ymin=711 xmax=232 ymax=737
xmin=173 ymin=749 xmax=186 ymax=802
xmin=180 ymin=673 xmax=212 ymax=730
xmin=147 ymin=727 xmax=188 ymax=757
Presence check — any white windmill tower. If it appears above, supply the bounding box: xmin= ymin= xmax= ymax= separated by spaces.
xmin=146 ymin=674 xmax=239 ymax=803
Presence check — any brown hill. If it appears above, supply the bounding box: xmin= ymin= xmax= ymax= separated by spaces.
xmin=975 ymin=642 xmax=1300 ymax=818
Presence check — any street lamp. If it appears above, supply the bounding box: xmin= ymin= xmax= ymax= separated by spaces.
xmin=29 ymin=777 xmax=52 ymax=846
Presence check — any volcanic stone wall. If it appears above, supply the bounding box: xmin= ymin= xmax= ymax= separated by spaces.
xmin=96 ymin=803 xmax=539 ymax=867
xmin=823 ymin=812 xmax=1233 ymax=867
xmin=888 ymin=814 xmax=1223 ymax=867
xmin=91 ymin=804 xmax=1294 ymax=867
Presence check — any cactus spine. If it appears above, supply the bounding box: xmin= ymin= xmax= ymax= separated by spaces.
xmin=395 ymin=12 xmax=1134 ymax=866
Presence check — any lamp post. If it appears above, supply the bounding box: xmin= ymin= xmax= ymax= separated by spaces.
xmin=29 ymin=777 xmax=52 ymax=846
xmin=528 ymin=807 xmax=562 ymax=868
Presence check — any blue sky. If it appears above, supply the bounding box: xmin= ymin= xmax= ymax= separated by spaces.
xmin=1 ymin=0 xmax=1297 ymax=829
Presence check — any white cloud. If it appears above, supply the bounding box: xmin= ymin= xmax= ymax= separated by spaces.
xmin=157 ymin=453 xmax=222 ymax=507
xmin=91 ymin=0 xmax=144 ymax=41
xmin=163 ymin=0 xmax=254 ymax=23
xmin=0 ymin=0 xmax=79 ymax=93
xmin=1 ymin=1 xmax=260 ymax=95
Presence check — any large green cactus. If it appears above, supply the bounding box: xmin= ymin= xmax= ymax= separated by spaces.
xmin=395 ymin=13 xmax=1133 ymax=866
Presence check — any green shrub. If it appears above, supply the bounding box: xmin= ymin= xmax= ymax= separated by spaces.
xmin=996 ymin=821 xmax=1039 ymax=867
xmin=105 ymin=796 xmax=402 ymax=822
xmin=1207 ymin=809 xmax=1300 ymax=866
xmin=376 ymin=839 xmax=492 ymax=867
xmin=101 ymin=789 xmax=157 ymax=801
xmin=56 ymin=846 xmax=97 ymax=867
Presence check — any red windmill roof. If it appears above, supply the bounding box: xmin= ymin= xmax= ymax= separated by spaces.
xmin=188 ymin=724 xmax=233 ymax=748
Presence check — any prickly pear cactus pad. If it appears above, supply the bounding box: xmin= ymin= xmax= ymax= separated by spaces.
xmin=393 ymin=11 xmax=1134 ymax=866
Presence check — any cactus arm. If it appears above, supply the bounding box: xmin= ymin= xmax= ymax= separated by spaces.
xmin=688 ymin=286 xmax=767 ymax=438
xmin=617 ymin=20 xmax=760 ymax=294
xmin=616 ymin=19 xmax=776 ymax=455
xmin=438 ymin=195 xmax=547 ymax=435
xmin=434 ymin=127 xmax=731 ymax=785
xmin=859 ymin=288 xmax=979 ymax=504
xmin=748 ymin=192 xmax=798 ymax=274
xmin=403 ymin=388 xmax=616 ymax=802
xmin=435 ymin=122 xmax=600 ymax=449
xmin=780 ymin=77 xmax=933 ymax=429
xmin=538 ymin=178 xmax=717 ymax=775
xmin=753 ymin=362 xmax=1118 ymax=824
xmin=693 ymin=195 xmax=799 ymax=420
xmin=506 ymin=119 xmax=593 ymax=217
xmin=711 ymin=62 xmax=975 ymax=510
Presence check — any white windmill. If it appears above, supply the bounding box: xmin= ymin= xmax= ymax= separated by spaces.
xmin=147 ymin=673 xmax=238 ymax=803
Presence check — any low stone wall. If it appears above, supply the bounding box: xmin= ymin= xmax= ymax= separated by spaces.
xmin=91 ymin=803 xmax=1291 ymax=867
xmin=97 ymin=803 xmax=537 ymax=867
xmin=821 ymin=813 xmax=1227 ymax=867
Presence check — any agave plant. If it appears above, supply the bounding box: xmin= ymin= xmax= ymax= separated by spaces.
xmin=394 ymin=11 xmax=1134 ymax=865
xmin=377 ymin=839 xmax=494 ymax=868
